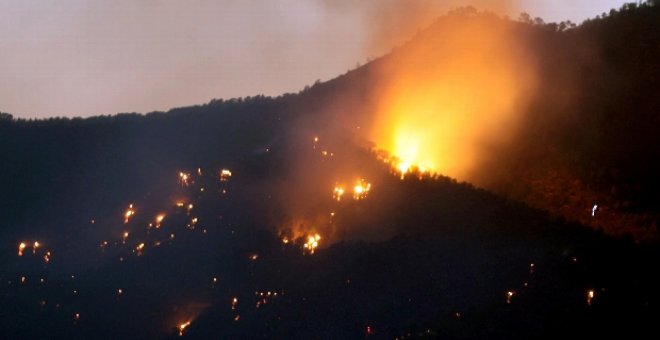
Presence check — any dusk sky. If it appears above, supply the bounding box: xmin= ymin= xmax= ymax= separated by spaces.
xmin=1 ymin=0 xmax=629 ymax=119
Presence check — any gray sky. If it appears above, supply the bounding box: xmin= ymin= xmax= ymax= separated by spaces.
xmin=0 ymin=0 xmax=629 ymax=118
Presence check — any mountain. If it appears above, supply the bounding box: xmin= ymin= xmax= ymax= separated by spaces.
xmin=0 ymin=2 xmax=659 ymax=339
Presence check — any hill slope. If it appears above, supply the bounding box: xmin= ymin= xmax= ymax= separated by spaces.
xmin=0 ymin=2 xmax=659 ymax=338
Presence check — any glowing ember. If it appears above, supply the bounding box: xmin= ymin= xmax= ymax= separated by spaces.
xmin=231 ymin=297 xmax=238 ymax=310
xmin=154 ymin=214 xmax=166 ymax=228
xmin=135 ymin=242 xmax=145 ymax=255
xmin=591 ymin=204 xmax=598 ymax=217
xmin=220 ymin=169 xmax=232 ymax=182
xmin=32 ymin=241 xmax=40 ymax=254
xmin=176 ymin=201 xmax=185 ymax=208
xmin=43 ymin=251 xmax=51 ymax=264
xmin=352 ymin=179 xmax=372 ymax=200
xmin=117 ymin=288 xmax=123 ymax=295
xmin=122 ymin=231 xmax=129 ymax=243
xmin=254 ymin=290 xmax=282 ymax=309
xmin=333 ymin=185 xmax=345 ymax=202
xmin=506 ymin=291 xmax=515 ymax=304
xmin=587 ymin=290 xmax=595 ymax=306
xmin=303 ymin=234 xmax=321 ymax=254
xmin=178 ymin=321 xmax=191 ymax=336
xmin=179 ymin=172 xmax=191 ymax=186
xmin=124 ymin=204 xmax=135 ymax=224
xmin=18 ymin=242 xmax=26 ymax=256
xmin=249 ymin=253 xmax=259 ymax=261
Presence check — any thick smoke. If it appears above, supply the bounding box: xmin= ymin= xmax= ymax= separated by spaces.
xmin=366 ymin=9 xmax=538 ymax=187
xmin=276 ymin=2 xmax=543 ymax=245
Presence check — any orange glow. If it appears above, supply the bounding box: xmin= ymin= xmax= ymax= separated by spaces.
xmin=32 ymin=241 xmax=40 ymax=253
xmin=124 ymin=204 xmax=135 ymax=224
xmin=188 ymin=217 xmax=198 ymax=229
xmin=278 ymin=217 xmax=332 ymax=254
xmin=135 ymin=242 xmax=145 ymax=256
xmin=587 ymin=290 xmax=595 ymax=306
xmin=18 ymin=242 xmax=26 ymax=256
xmin=178 ymin=321 xmax=191 ymax=336
xmin=368 ymin=15 xmax=536 ymax=184
xmin=333 ymin=185 xmax=345 ymax=202
xmin=154 ymin=214 xmax=166 ymax=228
xmin=352 ymin=179 xmax=372 ymax=200
xmin=220 ymin=169 xmax=232 ymax=182
xmin=303 ymin=233 xmax=321 ymax=254
xmin=179 ymin=172 xmax=191 ymax=186
xmin=506 ymin=290 xmax=515 ymax=304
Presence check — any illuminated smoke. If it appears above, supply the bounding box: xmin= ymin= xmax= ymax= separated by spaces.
xmin=367 ymin=10 xmax=537 ymax=185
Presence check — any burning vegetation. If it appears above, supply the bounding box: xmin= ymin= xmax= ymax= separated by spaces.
xmin=0 ymin=2 xmax=659 ymax=339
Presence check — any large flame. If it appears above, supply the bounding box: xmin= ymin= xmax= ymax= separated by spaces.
xmin=369 ymin=14 xmax=536 ymax=184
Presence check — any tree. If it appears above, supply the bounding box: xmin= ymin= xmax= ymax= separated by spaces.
xmin=518 ymin=12 xmax=532 ymax=24
xmin=0 ymin=112 xmax=13 ymax=121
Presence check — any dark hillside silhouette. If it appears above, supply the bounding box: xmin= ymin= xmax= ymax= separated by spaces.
xmin=0 ymin=2 xmax=659 ymax=338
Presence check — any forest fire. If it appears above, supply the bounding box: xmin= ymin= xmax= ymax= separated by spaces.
xmin=135 ymin=242 xmax=145 ymax=255
xmin=179 ymin=172 xmax=191 ymax=186
xmin=220 ymin=169 xmax=232 ymax=182
xmin=352 ymin=179 xmax=372 ymax=200
xmin=278 ymin=220 xmax=324 ymax=255
xmin=367 ymin=13 xmax=536 ymax=184
xmin=303 ymin=234 xmax=321 ymax=254
xmin=178 ymin=321 xmax=191 ymax=336
xmin=333 ymin=185 xmax=345 ymax=201
xmin=587 ymin=290 xmax=595 ymax=306
xmin=124 ymin=204 xmax=135 ymax=224
xmin=154 ymin=214 xmax=166 ymax=228
xmin=1 ymin=3 xmax=658 ymax=339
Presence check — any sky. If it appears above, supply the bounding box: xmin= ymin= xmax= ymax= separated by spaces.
xmin=0 ymin=0 xmax=630 ymax=119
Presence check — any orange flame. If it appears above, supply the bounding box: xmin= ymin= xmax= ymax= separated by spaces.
xmin=368 ymin=14 xmax=536 ymax=184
